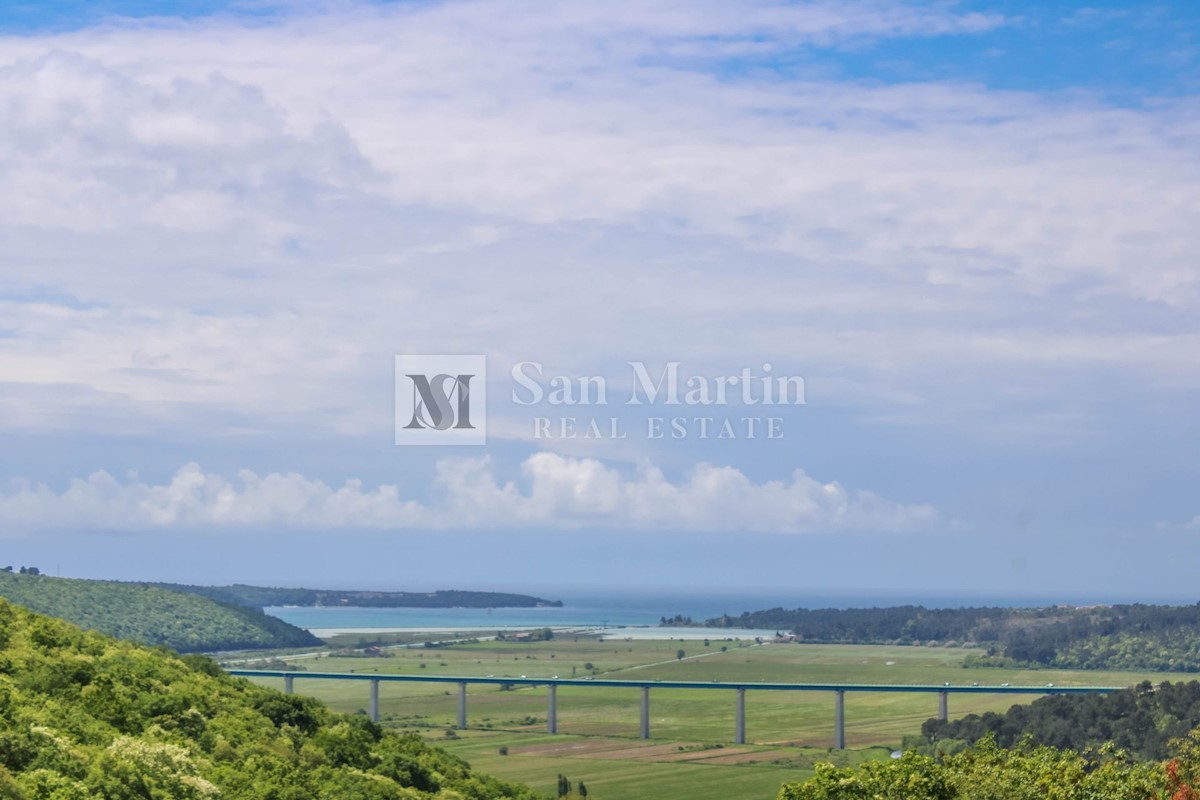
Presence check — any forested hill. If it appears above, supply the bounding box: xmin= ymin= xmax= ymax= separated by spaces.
xmin=705 ymin=603 xmax=1200 ymax=672
xmin=152 ymin=582 xmax=564 ymax=609
xmin=917 ymin=680 xmax=1200 ymax=761
xmin=0 ymin=572 xmax=321 ymax=653
xmin=0 ymin=597 xmax=538 ymax=799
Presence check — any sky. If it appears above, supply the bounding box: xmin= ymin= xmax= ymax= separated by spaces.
xmin=0 ymin=0 xmax=1198 ymax=603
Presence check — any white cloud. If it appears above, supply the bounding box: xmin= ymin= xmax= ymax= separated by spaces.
xmin=0 ymin=456 xmax=936 ymax=534
xmin=0 ymin=0 xmax=1195 ymax=446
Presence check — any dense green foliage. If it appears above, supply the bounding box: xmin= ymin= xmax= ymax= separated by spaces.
xmin=494 ymin=629 xmax=554 ymax=643
xmin=0 ymin=597 xmax=541 ymax=799
xmin=0 ymin=573 xmax=320 ymax=653
xmin=153 ymin=583 xmax=563 ymax=610
xmin=710 ymin=603 xmax=1200 ymax=672
xmin=916 ymin=681 xmax=1200 ymax=761
xmin=777 ymin=737 xmax=1180 ymax=800
xmin=703 ymin=605 xmax=1014 ymax=642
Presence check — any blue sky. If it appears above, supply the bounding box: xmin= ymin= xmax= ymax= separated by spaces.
xmin=0 ymin=1 xmax=1197 ymax=602
xmin=4 ymin=1 xmax=1197 ymax=95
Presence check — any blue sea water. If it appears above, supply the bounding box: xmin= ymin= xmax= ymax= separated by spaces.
xmin=266 ymin=588 xmax=1151 ymax=634
xmin=266 ymin=603 xmax=665 ymax=632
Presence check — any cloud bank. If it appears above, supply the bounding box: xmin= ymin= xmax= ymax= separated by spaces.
xmin=0 ymin=0 xmax=1196 ymax=446
xmin=0 ymin=456 xmax=937 ymax=534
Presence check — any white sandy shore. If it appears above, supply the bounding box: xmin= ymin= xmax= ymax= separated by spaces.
xmin=309 ymin=625 xmax=605 ymax=637
xmin=309 ymin=625 xmax=778 ymax=640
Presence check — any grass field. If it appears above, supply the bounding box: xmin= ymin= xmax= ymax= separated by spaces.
xmin=240 ymin=635 xmax=1169 ymax=800
xmin=429 ymin=729 xmax=892 ymax=800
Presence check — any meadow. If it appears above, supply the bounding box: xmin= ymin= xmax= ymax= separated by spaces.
xmin=241 ymin=634 xmax=1169 ymax=800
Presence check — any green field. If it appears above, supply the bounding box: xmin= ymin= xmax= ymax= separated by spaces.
xmin=241 ymin=635 xmax=1167 ymax=800
xmin=430 ymin=730 xmax=891 ymax=800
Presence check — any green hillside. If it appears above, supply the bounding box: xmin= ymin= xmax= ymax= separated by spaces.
xmin=151 ymin=582 xmax=563 ymax=610
xmin=705 ymin=603 xmax=1200 ymax=672
xmin=0 ymin=596 xmax=540 ymax=799
xmin=0 ymin=572 xmax=321 ymax=653
xmin=916 ymin=680 xmax=1200 ymax=761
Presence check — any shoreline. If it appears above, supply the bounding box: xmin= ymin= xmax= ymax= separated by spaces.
xmin=309 ymin=624 xmax=781 ymax=640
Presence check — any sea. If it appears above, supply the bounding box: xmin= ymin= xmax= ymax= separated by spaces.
xmin=265 ymin=588 xmax=1154 ymax=638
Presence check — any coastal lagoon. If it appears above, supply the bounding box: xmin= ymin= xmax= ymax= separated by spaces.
xmin=267 ymin=602 xmax=661 ymax=635
xmin=268 ymin=606 xmax=773 ymax=639
xmin=263 ymin=589 xmax=1108 ymax=638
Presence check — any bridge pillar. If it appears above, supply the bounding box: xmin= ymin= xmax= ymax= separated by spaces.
xmin=457 ymin=682 xmax=467 ymax=729
xmin=834 ymin=690 xmax=845 ymax=750
xmin=938 ymin=691 xmax=948 ymax=722
xmin=284 ymin=675 xmax=294 ymax=695
xmin=370 ymin=679 xmax=380 ymax=723
xmin=640 ymin=686 xmax=650 ymax=739
xmin=548 ymin=684 xmax=558 ymax=734
xmin=735 ymin=688 xmax=746 ymax=744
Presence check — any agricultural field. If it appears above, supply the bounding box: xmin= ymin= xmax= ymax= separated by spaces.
xmin=430 ymin=730 xmax=892 ymax=800
xmin=239 ymin=635 xmax=1169 ymax=800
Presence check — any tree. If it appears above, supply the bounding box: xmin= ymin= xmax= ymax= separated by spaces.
xmin=91 ymin=737 xmax=219 ymax=800
xmin=776 ymin=738 xmax=1164 ymax=800
xmin=916 ymin=680 xmax=1200 ymax=761
xmin=0 ymin=571 xmax=320 ymax=652
xmin=0 ymin=597 xmax=542 ymax=800
xmin=779 ymin=752 xmax=953 ymax=800
xmin=676 ymin=649 xmax=686 ymax=660
xmin=557 ymin=773 xmax=572 ymax=797
xmin=578 ymin=780 xmax=588 ymax=797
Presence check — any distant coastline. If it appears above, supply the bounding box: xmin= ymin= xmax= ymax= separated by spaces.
xmin=149 ymin=582 xmax=562 ymax=610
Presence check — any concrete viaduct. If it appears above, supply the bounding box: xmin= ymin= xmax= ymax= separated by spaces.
xmin=227 ymin=670 xmax=1120 ymax=749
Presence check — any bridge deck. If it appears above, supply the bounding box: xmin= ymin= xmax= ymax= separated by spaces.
xmin=226 ymin=670 xmax=1119 ymax=694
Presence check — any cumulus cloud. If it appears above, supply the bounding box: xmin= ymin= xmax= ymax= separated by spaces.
xmin=0 ymin=51 xmax=373 ymax=232
xmin=0 ymin=456 xmax=936 ymax=534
